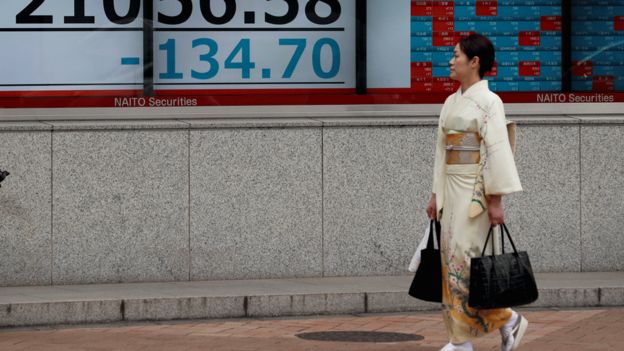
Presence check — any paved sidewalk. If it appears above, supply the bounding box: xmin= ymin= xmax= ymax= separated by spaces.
xmin=0 ymin=307 xmax=622 ymax=351
xmin=2 ymin=272 xmax=624 ymax=328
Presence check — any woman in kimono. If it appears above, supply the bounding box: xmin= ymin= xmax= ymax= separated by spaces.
xmin=425 ymin=34 xmax=529 ymax=351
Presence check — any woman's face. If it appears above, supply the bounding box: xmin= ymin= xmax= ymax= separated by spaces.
xmin=449 ymin=44 xmax=476 ymax=81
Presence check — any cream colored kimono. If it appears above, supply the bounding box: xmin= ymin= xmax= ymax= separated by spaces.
xmin=431 ymin=79 xmax=523 ymax=344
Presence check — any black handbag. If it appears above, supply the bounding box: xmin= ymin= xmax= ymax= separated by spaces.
xmin=468 ymin=223 xmax=539 ymax=309
xmin=408 ymin=220 xmax=442 ymax=303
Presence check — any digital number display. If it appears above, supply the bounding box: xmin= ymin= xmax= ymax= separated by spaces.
xmin=0 ymin=0 xmax=355 ymax=92
xmin=15 ymin=0 xmax=142 ymax=25
xmin=154 ymin=0 xmax=355 ymax=89
xmin=0 ymin=0 xmax=144 ymax=91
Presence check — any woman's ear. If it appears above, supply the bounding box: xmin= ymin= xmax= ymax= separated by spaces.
xmin=471 ymin=56 xmax=480 ymax=70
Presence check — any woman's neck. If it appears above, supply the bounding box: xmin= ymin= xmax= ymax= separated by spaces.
xmin=460 ymin=76 xmax=481 ymax=94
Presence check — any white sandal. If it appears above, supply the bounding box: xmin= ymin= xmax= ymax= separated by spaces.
xmin=440 ymin=341 xmax=474 ymax=351
xmin=501 ymin=312 xmax=529 ymax=350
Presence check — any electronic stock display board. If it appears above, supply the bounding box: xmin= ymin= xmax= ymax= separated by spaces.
xmin=0 ymin=0 xmax=622 ymax=108
xmin=410 ymin=0 xmax=561 ymax=93
xmin=571 ymin=0 xmax=624 ymax=92
xmin=0 ymin=0 xmax=362 ymax=107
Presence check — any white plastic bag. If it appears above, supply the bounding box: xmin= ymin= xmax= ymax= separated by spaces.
xmin=408 ymin=223 xmax=431 ymax=272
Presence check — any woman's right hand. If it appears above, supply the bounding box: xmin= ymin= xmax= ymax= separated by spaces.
xmin=426 ymin=193 xmax=437 ymax=220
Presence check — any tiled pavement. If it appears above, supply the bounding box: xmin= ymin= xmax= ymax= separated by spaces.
xmin=0 ymin=307 xmax=622 ymax=351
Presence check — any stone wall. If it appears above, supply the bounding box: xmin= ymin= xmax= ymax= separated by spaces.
xmin=0 ymin=114 xmax=621 ymax=286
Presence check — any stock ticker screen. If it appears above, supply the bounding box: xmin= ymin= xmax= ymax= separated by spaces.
xmin=1 ymin=0 xmax=623 ymax=107
xmin=410 ymin=0 xmax=563 ymax=93
xmin=571 ymin=0 xmax=624 ymax=92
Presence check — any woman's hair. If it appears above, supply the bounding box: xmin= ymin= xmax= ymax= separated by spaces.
xmin=459 ymin=33 xmax=495 ymax=78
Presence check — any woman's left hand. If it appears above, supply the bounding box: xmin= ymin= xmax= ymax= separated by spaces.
xmin=487 ymin=195 xmax=504 ymax=225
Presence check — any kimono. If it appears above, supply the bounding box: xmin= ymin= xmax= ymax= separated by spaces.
xmin=431 ymin=79 xmax=523 ymax=344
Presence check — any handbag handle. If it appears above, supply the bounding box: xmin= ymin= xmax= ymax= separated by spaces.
xmin=426 ymin=220 xmax=441 ymax=250
xmin=501 ymin=223 xmax=519 ymax=254
xmin=480 ymin=223 xmax=519 ymax=257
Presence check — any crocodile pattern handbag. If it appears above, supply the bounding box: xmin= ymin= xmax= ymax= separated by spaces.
xmin=468 ymin=223 xmax=539 ymax=309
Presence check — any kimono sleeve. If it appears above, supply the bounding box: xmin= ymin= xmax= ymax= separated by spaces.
xmin=431 ymin=101 xmax=448 ymax=195
xmin=481 ymin=97 xmax=523 ymax=196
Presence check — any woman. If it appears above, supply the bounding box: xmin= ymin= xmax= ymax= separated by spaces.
xmin=425 ymin=34 xmax=528 ymax=351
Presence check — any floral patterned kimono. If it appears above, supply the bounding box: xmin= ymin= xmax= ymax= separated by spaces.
xmin=431 ymin=79 xmax=523 ymax=344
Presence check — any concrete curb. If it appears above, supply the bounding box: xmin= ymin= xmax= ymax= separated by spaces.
xmin=1 ymin=273 xmax=623 ymax=328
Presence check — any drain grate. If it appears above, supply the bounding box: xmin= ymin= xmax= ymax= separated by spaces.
xmin=295 ymin=331 xmax=424 ymax=343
